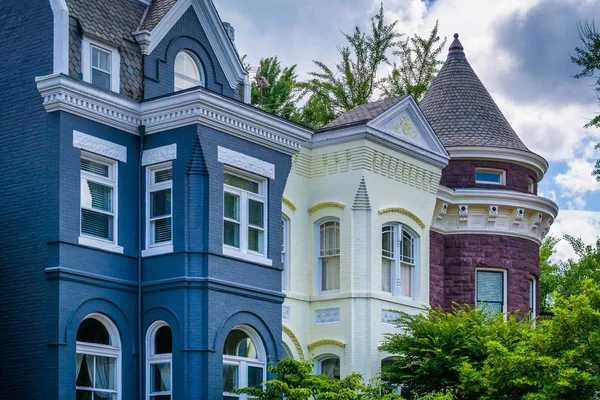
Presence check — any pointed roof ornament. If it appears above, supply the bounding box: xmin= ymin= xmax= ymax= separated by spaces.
xmin=448 ymin=33 xmax=465 ymax=57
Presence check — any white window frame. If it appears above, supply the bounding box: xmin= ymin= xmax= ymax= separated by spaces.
xmin=81 ymin=36 xmax=120 ymax=92
xmin=381 ymin=224 xmax=418 ymax=299
xmin=222 ymin=169 xmax=271 ymax=266
xmin=222 ymin=326 xmax=267 ymax=400
xmin=475 ymin=268 xmax=508 ymax=315
xmin=315 ymin=218 xmax=341 ymax=294
xmin=528 ymin=177 xmax=535 ymax=193
xmin=529 ymin=277 xmax=536 ymax=320
xmin=282 ymin=215 xmax=290 ymax=292
xmin=76 ymin=313 xmax=122 ymax=400
xmin=475 ymin=168 xmax=506 ymax=185
xmin=143 ymin=162 xmax=173 ymax=257
xmin=146 ymin=321 xmax=172 ymax=400
xmin=79 ymin=151 xmax=123 ymax=254
xmin=174 ymin=50 xmax=204 ymax=92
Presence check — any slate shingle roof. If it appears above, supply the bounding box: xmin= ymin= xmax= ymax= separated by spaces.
xmin=420 ymin=34 xmax=530 ymax=152
xmin=66 ymin=0 xmax=147 ymax=46
xmin=318 ymin=95 xmax=409 ymax=132
xmin=139 ymin=0 xmax=178 ymax=31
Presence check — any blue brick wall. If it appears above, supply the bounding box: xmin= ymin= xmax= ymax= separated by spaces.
xmin=0 ymin=0 xmax=54 ymax=397
xmin=143 ymin=6 xmax=237 ymax=100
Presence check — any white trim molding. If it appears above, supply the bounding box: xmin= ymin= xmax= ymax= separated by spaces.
xmin=142 ymin=144 xmax=177 ymax=166
xmin=78 ymin=235 xmax=124 ymax=254
xmin=35 ymin=74 xmax=311 ymax=155
xmin=81 ymin=36 xmax=121 ymax=93
xmin=73 ymin=131 xmax=127 ymax=162
xmin=446 ymin=146 xmax=549 ymax=180
xmin=49 ymin=0 xmax=69 ymax=75
xmin=218 ymin=146 xmax=275 ymax=179
xmin=432 ymin=186 xmax=559 ymax=244
xmin=133 ymin=0 xmax=247 ymax=90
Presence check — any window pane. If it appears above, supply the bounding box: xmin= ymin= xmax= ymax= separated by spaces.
xmin=401 ymin=230 xmax=414 ymax=263
xmin=92 ymin=69 xmax=111 ymax=90
xmin=400 ymin=263 xmax=412 ymax=297
xmin=77 ymin=318 xmax=111 ymax=345
xmin=154 ymin=168 xmax=172 ymax=183
xmin=382 ymin=226 xmax=394 ymax=258
xmin=248 ymin=199 xmax=264 ymax=228
xmin=92 ymin=47 xmax=110 ymax=71
xmin=151 ymin=189 xmax=171 ymax=218
xmin=321 ymin=256 xmax=340 ymax=291
xmin=153 ymin=218 xmax=172 ymax=244
xmin=76 ymin=354 xmax=92 ymax=387
xmin=248 ymin=227 xmax=263 ymax=253
xmin=151 ymin=363 xmax=171 ymax=393
xmin=174 ymin=51 xmax=201 ymax=92
xmin=82 ymin=180 xmax=113 ymax=213
xmin=320 ymin=221 xmax=340 ymax=256
xmin=223 ymin=221 xmax=240 ymax=248
xmin=224 ymin=174 xmax=259 ymax=193
xmin=320 ymin=358 xmax=340 ymax=379
xmin=382 ymin=258 xmax=392 ymax=292
xmin=76 ymin=390 xmax=93 ymax=400
xmin=223 ymin=192 xmax=239 ymax=221
xmin=224 ymin=330 xmax=258 ymax=358
xmin=155 ymin=326 xmax=172 ymax=354
xmin=477 ymin=271 xmax=503 ymax=302
xmin=95 ymin=356 xmax=116 ymax=390
xmin=81 ymin=209 xmax=112 ymax=240
xmin=223 ymin=364 xmax=238 ymax=393
xmin=475 ymin=171 xmax=501 ymax=183
xmin=248 ymin=366 xmax=263 ymax=388
xmin=81 ymin=158 xmax=109 ymax=177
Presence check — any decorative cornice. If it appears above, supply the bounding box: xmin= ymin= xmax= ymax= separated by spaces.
xmin=308 ymin=202 xmax=345 ymax=216
xmin=378 ymin=208 xmax=426 ymax=229
xmin=35 ymin=74 xmax=312 ymax=155
xmin=142 ymin=143 xmax=177 ymax=166
xmin=282 ymin=326 xmax=304 ymax=360
xmin=218 ymin=146 xmax=275 ymax=179
xmin=433 ymin=186 xmax=559 ymax=244
xmin=308 ymin=339 xmax=346 ymax=352
xmin=282 ymin=197 xmax=296 ymax=212
xmin=446 ymin=146 xmax=548 ymax=180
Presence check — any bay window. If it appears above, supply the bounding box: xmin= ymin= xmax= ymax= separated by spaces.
xmin=381 ymin=224 xmax=417 ymax=298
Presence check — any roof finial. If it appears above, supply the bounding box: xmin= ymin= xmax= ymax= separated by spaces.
xmin=448 ymin=32 xmax=464 ymax=56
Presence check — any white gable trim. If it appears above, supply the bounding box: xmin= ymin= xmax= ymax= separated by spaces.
xmin=133 ymin=0 xmax=247 ymax=90
xmin=49 ymin=0 xmax=69 ymax=74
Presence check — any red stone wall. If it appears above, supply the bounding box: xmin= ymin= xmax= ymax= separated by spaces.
xmin=440 ymin=160 xmax=538 ymax=194
xmin=433 ymin=234 xmax=540 ymax=318
xmin=429 ymin=231 xmax=445 ymax=309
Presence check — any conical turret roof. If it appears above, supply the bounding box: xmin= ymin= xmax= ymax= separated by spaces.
xmin=420 ymin=34 xmax=530 ymax=152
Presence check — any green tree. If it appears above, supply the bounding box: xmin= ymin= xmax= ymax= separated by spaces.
xmin=539 ymin=235 xmax=560 ymax=314
xmin=251 ymin=56 xmax=301 ymax=119
xmin=556 ymin=235 xmax=600 ymax=297
xmin=379 ymin=21 xmax=446 ymax=103
xmin=298 ymin=5 xmax=401 ymax=124
xmin=290 ymin=93 xmax=336 ymax=129
xmin=571 ymin=19 xmax=600 ymax=181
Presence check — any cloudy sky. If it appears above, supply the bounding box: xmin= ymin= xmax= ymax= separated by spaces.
xmin=215 ymin=0 xmax=600 ymax=260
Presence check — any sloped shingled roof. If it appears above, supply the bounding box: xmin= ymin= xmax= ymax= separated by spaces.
xmin=67 ymin=0 xmax=147 ymax=46
xmin=420 ymin=34 xmax=530 ymax=152
xmin=318 ymin=95 xmax=409 ymax=132
xmin=139 ymin=0 xmax=178 ymax=31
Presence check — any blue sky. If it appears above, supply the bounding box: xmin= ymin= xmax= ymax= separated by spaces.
xmin=215 ymin=0 xmax=600 ymax=260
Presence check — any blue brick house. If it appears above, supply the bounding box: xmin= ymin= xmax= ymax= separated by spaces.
xmin=0 ymin=0 xmax=311 ymax=398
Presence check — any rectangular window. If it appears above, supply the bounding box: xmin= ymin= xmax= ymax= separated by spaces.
xmin=382 ymin=225 xmax=416 ymax=298
xmin=282 ymin=216 xmax=290 ymax=291
xmin=147 ymin=163 xmax=173 ymax=247
xmin=476 ymin=270 xmax=505 ymax=316
xmin=529 ymin=278 xmax=536 ymax=320
xmin=528 ymin=178 xmax=535 ymax=193
xmin=475 ymin=168 xmax=505 ymax=185
xmin=319 ymin=221 xmax=340 ymax=292
xmin=223 ymin=171 xmax=267 ymax=257
xmin=91 ymin=45 xmax=111 ymax=91
xmin=381 ymin=226 xmax=394 ymax=293
xmin=80 ymin=154 xmax=116 ymax=242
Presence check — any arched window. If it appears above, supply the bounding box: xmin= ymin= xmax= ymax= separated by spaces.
xmin=223 ymin=326 xmax=266 ymax=399
xmin=315 ymin=355 xmax=340 ymax=379
xmin=317 ymin=219 xmax=340 ymax=292
xmin=146 ymin=321 xmax=172 ymax=399
xmin=282 ymin=215 xmax=290 ymax=291
xmin=76 ymin=314 xmax=121 ymax=400
xmin=174 ymin=51 xmax=203 ymax=91
xmin=381 ymin=224 xmax=418 ymax=298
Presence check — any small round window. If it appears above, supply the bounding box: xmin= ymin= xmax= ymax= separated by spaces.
xmin=174 ymin=51 xmax=203 ymax=91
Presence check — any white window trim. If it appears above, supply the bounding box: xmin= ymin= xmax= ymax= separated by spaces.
xmin=475 ymin=268 xmax=508 ymax=314
xmin=79 ymin=151 xmax=123 ymax=254
xmin=222 ymin=169 xmax=272 ymax=266
xmin=223 ymin=326 xmax=267 ymax=400
xmin=76 ymin=313 xmax=122 ymax=400
xmin=528 ymin=178 xmax=535 ymax=194
xmin=282 ymin=215 xmax=290 ymax=292
xmin=174 ymin=50 xmax=205 ymax=92
xmin=142 ymin=162 xmax=173 ymax=258
xmin=146 ymin=321 xmax=172 ymax=400
xmin=315 ymin=218 xmax=341 ymax=294
xmin=82 ymin=36 xmax=120 ymax=93
xmin=381 ymin=224 xmax=418 ymax=299
xmin=475 ymin=168 xmax=506 ymax=185
xmin=529 ymin=276 xmax=536 ymax=320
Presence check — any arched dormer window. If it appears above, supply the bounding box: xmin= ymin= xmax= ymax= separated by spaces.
xmin=146 ymin=321 xmax=172 ymax=399
xmin=381 ymin=224 xmax=418 ymax=298
xmin=316 ymin=219 xmax=340 ymax=293
xmin=174 ymin=51 xmax=203 ymax=91
xmin=223 ymin=326 xmax=266 ymax=399
xmin=76 ymin=314 xmax=121 ymax=400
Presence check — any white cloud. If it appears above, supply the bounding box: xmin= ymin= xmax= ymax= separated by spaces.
xmin=549 ymin=210 xmax=600 ymax=261
xmin=555 ymin=159 xmax=600 ymax=195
